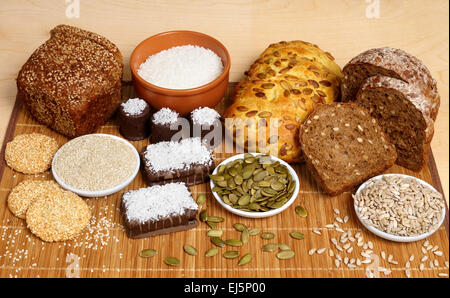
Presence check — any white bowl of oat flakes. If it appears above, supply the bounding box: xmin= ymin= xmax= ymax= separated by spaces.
xmin=353 ymin=174 xmax=446 ymax=243
xmin=52 ymin=134 xmax=140 ymax=198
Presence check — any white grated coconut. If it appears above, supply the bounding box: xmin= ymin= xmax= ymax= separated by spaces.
xmin=137 ymin=45 xmax=224 ymax=89
xmin=123 ymin=183 xmax=198 ymax=223
xmin=121 ymin=98 xmax=148 ymax=116
xmin=152 ymin=107 xmax=179 ymax=125
xmin=143 ymin=137 xmax=212 ymax=172
xmin=191 ymin=107 xmax=220 ymax=126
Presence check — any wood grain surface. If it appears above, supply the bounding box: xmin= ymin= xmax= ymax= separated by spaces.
xmin=0 ymin=83 xmax=448 ymax=278
xmin=0 ymin=0 xmax=448 ymax=201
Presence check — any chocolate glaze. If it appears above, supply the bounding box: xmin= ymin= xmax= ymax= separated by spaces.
xmin=118 ymin=103 xmax=151 ymax=141
xmin=149 ymin=115 xmax=187 ymax=143
xmin=190 ymin=116 xmax=224 ymax=149
xmin=120 ymin=197 xmax=198 ymax=239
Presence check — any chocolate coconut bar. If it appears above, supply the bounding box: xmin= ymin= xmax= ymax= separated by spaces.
xmin=141 ymin=137 xmax=214 ymax=186
xmin=121 ymin=183 xmax=198 ymax=239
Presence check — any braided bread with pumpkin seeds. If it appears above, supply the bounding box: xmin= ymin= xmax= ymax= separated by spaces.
xmin=224 ymin=41 xmax=342 ymax=162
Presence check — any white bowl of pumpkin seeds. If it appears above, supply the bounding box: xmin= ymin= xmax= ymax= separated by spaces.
xmin=353 ymin=174 xmax=446 ymax=243
xmin=210 ymin=153 xmax=300 ymax=218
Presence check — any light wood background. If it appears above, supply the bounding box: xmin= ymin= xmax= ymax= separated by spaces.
xmin=0 ymin=0 xmax=448 ymax=201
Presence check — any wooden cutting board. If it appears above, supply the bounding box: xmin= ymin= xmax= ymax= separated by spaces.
xmin=0 ymin=82 xmax=448 ymax=278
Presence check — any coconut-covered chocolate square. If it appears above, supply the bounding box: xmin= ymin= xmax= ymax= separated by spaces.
xmin=141 ymin=137 xmax=214 ymax=186
xmin=121 ymin=183 xmax=198 ymax=238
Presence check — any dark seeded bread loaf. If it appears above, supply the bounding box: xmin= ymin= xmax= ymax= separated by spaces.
xmin=17 ymin=24 xmax=123 ymax=138
xmin=356 ymin=75 xmax=434 ymax=171
xmin=341 ymin=47 xmax=440 ymax=120
xmin=299 ymin=103 xmax=397 ymax=196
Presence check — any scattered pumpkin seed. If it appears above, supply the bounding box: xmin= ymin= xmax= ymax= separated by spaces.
xmin=206 ymin=221 xmax=217 ymax=229
xmin=238 ymin=253 xmax=252 ymax=266
xmin=295 ymin=205 xmax=307 ymax=218
xmin=207 ymin=229 xmax=223 ymax=237
xmin=278 ymin=244 xmax=291 ymax=251
xmin=183 ymin=245 xmax=197 ymax=256
xmin=210 ymin=237 xmax=225 ymax=248
xmin=164 ymin=257 xmax=180 ymax=266
xmin=262 ymin=243 xmax=278 ymax=252
xmin=276 ymin=250 xmax=295 ymax=260
xmin=207 ymin=216 xmax=224 ymax=223
xmin=289 ymin=232 xmax=305 ymax=240
xmin=248 ymin=228 xmax=261 ymax=236
xmin=205 ymin=248 xmax=219 ymax=257
xmin=225 ymin=239 xmax=243 ymax=247
xmin=223 ymin=251 xmax=240 ymax=259
xmin=233 ymin=223 xmax=247 ymax=232
xmin=139 ymin=249 xmax=157 ymax=258
xmin=241 ymin=228 xmax=249 ymax=244
xmin=261 ymin=232 xmax=275 ymax=240
xmin=197 ymin=194 xmax=206 ymax=205
xmin=199 ymin=210 xmax=208 ymax=222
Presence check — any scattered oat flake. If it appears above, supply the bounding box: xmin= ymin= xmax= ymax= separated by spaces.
xmin=317 ymin=248 xmax=327 ymax=255
xmin=405 ymin=269 xmax=411 ymax=278
xmin=334 ymin=259 xmax=340 ymax=268
xmin=434 ymin=251 xmax=443 ymax=257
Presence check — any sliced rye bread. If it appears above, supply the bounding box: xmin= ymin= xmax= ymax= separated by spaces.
xmin=341 ymin=47 xmax=440 ymax=120
xmin=299 ymin=103 xmax=397 ymax=196
xmin=356 ymin=75 xmax=434 ymax=171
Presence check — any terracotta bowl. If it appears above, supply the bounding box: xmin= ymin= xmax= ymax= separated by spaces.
xmin=130 ymin=30 xmax=231 ymax=115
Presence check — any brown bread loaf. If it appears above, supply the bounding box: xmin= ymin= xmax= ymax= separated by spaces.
xmin=299 ymin=103 xmax=397 ymax=196
xmin=356 ymin=76 xmax=434 ymax=171
xmin=341 ymin=47 xmax=440 ymax=120
xmin=17 ymin=25 xmax=123 ymax=138
xmin=224 ymin=41 xmax=342 ymax=162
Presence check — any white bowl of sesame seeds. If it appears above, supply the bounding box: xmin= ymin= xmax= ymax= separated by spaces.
xmin=354 ymin=174 xmax=446 ymax=243
xmin=52 ymin=134 xmax=140 ymax=198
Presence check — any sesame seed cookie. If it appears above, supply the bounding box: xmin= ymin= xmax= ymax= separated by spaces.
xmin=7 ymin=179 xmax=61 ymax=219
xmin=26 ymin=189 xmax=91 ymax=242
xmin=5 ymin=133 xmax=59 ymax=174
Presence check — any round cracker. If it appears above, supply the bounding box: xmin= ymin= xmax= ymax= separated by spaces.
xmin=5 ymin=133 xmax=59 ymax=174
xmin=7 ymin=179 xmax=61 ymax=219
xmin=26 ymin=189 xmax=91 ymax=242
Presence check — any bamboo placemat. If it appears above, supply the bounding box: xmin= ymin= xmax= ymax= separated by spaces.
xmin=0 ymin=82 xmax=448 ymax=278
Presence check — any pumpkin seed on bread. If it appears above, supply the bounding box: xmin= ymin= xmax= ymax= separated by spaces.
xmin=224 ymin=40 xmax=342 ymax=162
